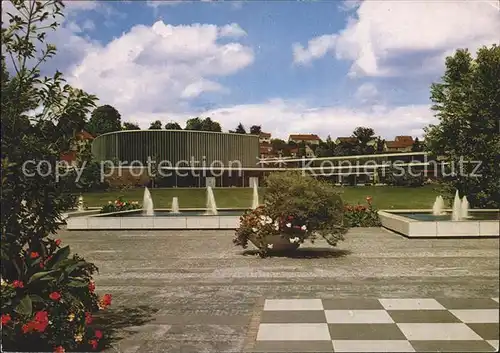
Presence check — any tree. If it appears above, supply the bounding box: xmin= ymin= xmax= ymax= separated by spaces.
xmin=411 ymin=137 xmax=423 ymax=152
xmin=123 ymin=122 xmax=140 ymax=130
xmin=1 ymin=1 xmax=110 ymax=350
xmin=165 ymin=121 xmax=182 ymax=130
xmin=185 ymin=117 xmax=203 ymax=130
xmin=86 ymin=104 xmax=122 ymax=136
xmin=376 ymin=137 xmax=386 ymax=153
xmin=250 ymin=125 xmax=262 ymax=135
xmin=201 ymin=117 xmax=221 ymax=132
xmin=230 ymin=123 xmax=246 ymax=134
xmin=424 ymin=45 xmax=500 ymax=208
xmin=149 ymin=120 xmax=162 ymax=130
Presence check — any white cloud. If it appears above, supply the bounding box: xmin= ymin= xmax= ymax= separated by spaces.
xmin=354 ymin=82 xmax=379 ymax=103
xmin=292 ymin=34 xmax=337 ymax=65
xmin=294 ymin=1 xmax=500 ymax=76
xmin=129 ymin=99 xmax=435 ymax=140
xmin=67 ymin=21 xmax=253 ymax=114
xmin=219 ymin=23 xmax=247 ymax=38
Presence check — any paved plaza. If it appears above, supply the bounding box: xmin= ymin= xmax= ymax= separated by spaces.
xmin=57 ymin=227 xmax=499 ymax=352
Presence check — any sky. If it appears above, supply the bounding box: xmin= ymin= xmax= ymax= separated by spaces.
xmin=2 ymin=0 xmax=499 ymax=140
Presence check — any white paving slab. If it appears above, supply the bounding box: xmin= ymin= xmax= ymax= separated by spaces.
xmin=396 ymin=323 xmax=483 ymax=340
xmin=449 ymin=309 xmax=499 ymax=323
xmin=325 ymin=310 xmax=394 ymax=324
xmin=332 ymin=340 xmax=415 ymax=352
xmin=378 ymin=299 xmax=445 ymax=310
xmin=487 ymin=340 xmax=499 ymax=350
xmin=257 ymin=323 xmax=330 ymax=341
xmin=264 ymin=299 xmax=323 ymax=311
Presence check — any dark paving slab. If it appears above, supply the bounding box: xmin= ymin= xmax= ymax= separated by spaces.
xmin=410 ymin=340 xmax=497 ymax=352
xmin=467 ymin=323 xmax=500 ymax=340
xmin=252 ymin=340 xmax=334 ymax=352
xmin=437 ymin=297 xmax=499 ymax=309
xmin=328 ymin=323 xmax=407 ymax=340
xmin=322 ymin=298 xmax=384 ymax=310
xmin=388 ymin=310 xmax=461 ymax=323
xmin=56 ymin=226 xmax=499 ymax=353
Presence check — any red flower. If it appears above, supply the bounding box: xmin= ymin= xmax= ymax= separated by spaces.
xmin=33 ymin=320 xmax=48 ymax=332
xmin=366 ymin=196 xmax=372 ymax=203
xmin=287 ymin=216 xmax=293 ymax=220
xmin=55 ymin=239 xmax=62 ymax=246
xmin=12 ymin=280 xmax=24 ymax=288
xmin=22 ymin=323 xmax=31 ymax=333
xmin=1 ymin=314 xmax=11 ymax=325
xmin=89 ymin=339 xmax=98 ymax=350
xmin=39 ymin=262 xmax=45 ymax=269
xmin=22 ymin=311 xmax=49 ymax=333
xmin=30 ymin=252 xmax=40 ymax=259
xmin=34 ymin=311 xmax=48 ymax=323
xmin=85 ymin=312 xmax=93 ymax=325
xmin=88 ymin=281 xmax=95 ymax=293
xmin=99 ymin=294 xmax=112 ymax=309
xmin=54 ymin=346 xmax=65 ymax=353
xmin=94 ymin=330 xmax=103 ymax=339
xmin=49 ymin=292 xmax=61 ymax=301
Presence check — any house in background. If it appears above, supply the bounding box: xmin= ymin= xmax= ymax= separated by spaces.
xmin=385 ymin=135 xmax=414 ymax=153
xmin=60 ymin=129 xmax=94 ymax=166
xmin=334 ymin=137 xmax=358 ymax=145
xmin=289 ymin=134 xmax=321 ymax=145
xmin=259 ymin=132 xmax=271 ymax=144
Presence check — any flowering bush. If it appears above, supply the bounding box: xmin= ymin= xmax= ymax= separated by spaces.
xmin=343 ymin=196 xmax=381 ymax=227
xmin=1 ymin=238 xmax=112 ymax=352
xmin=234 ymin=205 xmax=308 ymax=255
xmin=100 ymin=196 xmax=141 ymax=214
xmin=234 ymin=171 xmax=348 ymax=256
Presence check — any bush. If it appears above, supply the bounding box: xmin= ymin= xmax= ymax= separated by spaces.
xmin=234 ymin=171 xmax=348 ymax=256
xmin=1 ymin=238 xmax=112 ymax=352
xmin=344 ymin=196 xmax=381 ymax=227
xmin=384 ymin=167 xmax=424 ymax=187
xmin=100 ymin=197 xmax=141 ymax=214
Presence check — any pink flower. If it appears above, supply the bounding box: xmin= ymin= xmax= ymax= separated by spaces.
xmin=49 ymin=291 xmax=61 ymax=301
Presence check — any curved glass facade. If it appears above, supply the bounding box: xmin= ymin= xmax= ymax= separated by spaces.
xmin=92 ymin=130 xmax=260 ymax=167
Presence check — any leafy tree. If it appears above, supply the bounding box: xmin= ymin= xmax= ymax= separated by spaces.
xmin=86 ymin=104 xmax=121 ymax=136
xmin=411 ymin=137 xmax=423 ymax=152
xmin=352 ymin=126 xmax=375 ymax=154
xmin=250 ymin=125 xmax=262 ymax=135
xmin=185 ymin=117 xmax=203 ymax=130
xmin=230 ymin=123 xmax=246 ymax=134
xmin=165 ymin=121 xmax=182 ymax=130
xmin=201 ymin=117 xmax=221 ymax=132
xmin=376 ymin=137 xmax=386 ymax=153
xmin=148 ymin=120 xmax=162 ymax=130
xmin=424 ymin=45 xmax=500 ymax=208
xmin=123 ymin=122 xmax=140 ymax=130
xmin=1 ymin=1 xmax=111 ymax=351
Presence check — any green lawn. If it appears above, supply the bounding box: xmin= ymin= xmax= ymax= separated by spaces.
xmin=80 ymin=185 xmax=440 ymax=210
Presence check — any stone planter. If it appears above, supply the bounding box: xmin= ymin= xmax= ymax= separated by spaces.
xmin=249 ymin=234 xmax=300 ymax=252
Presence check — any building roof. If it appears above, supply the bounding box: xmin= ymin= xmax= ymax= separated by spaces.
xmin=394 ymin=135 xmax=414 ymax=144
xmin=386 ymin=140 xmax=411 ymax=149
xmin=260 ymin=145 xmax=273 ymax=153
xmin=289 ymin=134 xmax=321 ymax=141
xmin=259 ymin=132 xmax=271 ymax=138
xmin=336 ymin=137 xmax=358 ymax=144
xmin=76 ymin=130 xmax=94 ymax=140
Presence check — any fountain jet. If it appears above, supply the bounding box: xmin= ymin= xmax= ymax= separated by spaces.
xmin=432 ymin=195 xmax=445 ymax=216
xmin=461 ymin=196 xmax=469 ymax=219
xmin=143 ymin=187 xmax=154 ymax=216
xmin=205 ymin=186 xmax=218 ymax=215
xmin=171 ymin=197 xmax=180 ymax=214
xmin=451 ymin=190 xmax=462 ymax=221
xmin=251 ymin=182 xmax=259 ymax=209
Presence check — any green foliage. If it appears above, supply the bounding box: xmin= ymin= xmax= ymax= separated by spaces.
xmin=234 ymin=171 xmax=348 ymax=254
xmin=100 ymin=196 xmax=141 ymax=214
xmin=164 ymin=121 xmax=182 ymax=130
xmin=86 ymin=104 xmax=122 ymax=136
xmin=148 ymin=120 xmax=162 ymax=130
xmin=1 ymin=1 xmax=111 ymax=350
xmin=384 ymin=166 xmax=424 ymax=187
xmin=185 ymin=117 xmax=221 ymax=132
xmin=230 ymin=122 xmax=246 ymax=134
xmin=424 ymin=45 xmax=500 ymax=208
xmin=250 ymin=125 xmax=261 ymax=135
xmin=122 ymin=122 xmax=140 ymax=130
xmin=411 ymin=137 xmax=424 ymax=152
xmin=343 ymin=197 xmax=381 ymax=227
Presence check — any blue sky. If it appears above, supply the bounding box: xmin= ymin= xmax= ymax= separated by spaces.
xmin=3 ymin=0 xmax=499 ymax=139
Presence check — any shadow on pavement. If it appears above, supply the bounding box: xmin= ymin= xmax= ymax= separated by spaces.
xmin=241 ymin=247 xmax=352 ymax=259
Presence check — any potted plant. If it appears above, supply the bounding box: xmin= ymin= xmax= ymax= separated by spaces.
xmin=234 ymin=171 xmax=348 ymax=256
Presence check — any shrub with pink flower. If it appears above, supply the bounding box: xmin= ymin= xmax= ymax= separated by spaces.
xmin=343 ymin=196 xmax=381 ymax=227
xmin=100 ymin=196 xmax=141 ymax=213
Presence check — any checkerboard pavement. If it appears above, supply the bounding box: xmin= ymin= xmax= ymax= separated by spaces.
xmin=251 ymin=297 xmax=499 ymax=352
